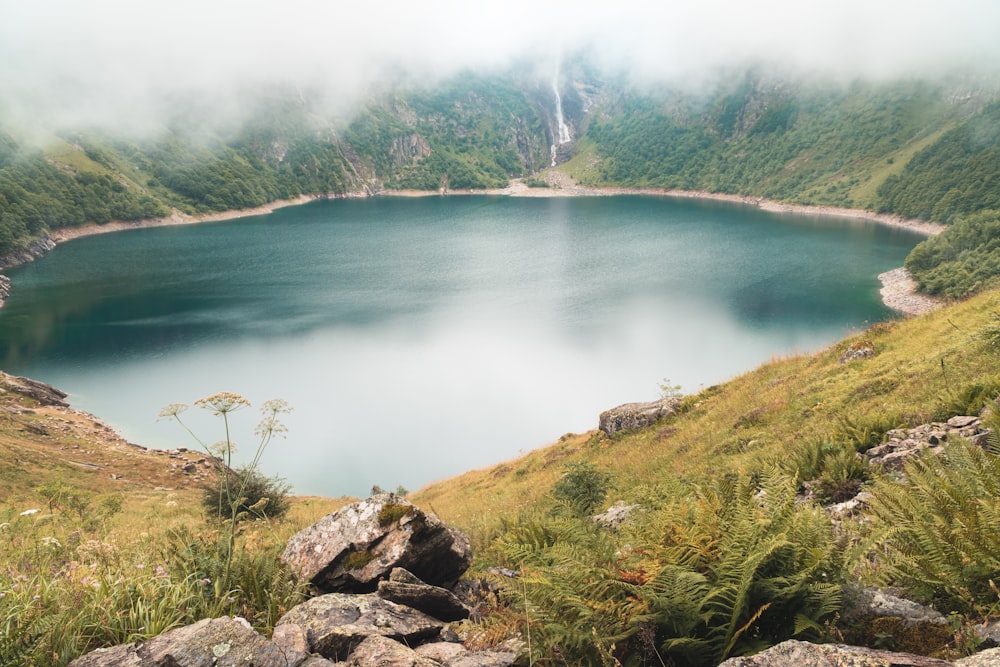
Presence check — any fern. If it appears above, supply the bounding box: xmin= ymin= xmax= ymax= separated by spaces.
xmin=865 ymin=439 xmax=1000 ymax=613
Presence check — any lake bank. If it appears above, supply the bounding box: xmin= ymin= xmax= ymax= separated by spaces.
xmin=0 ymin=178 xmax=944 ymax=313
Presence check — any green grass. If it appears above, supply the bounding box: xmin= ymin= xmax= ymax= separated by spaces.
xmin=0 ymin=491 xmax=347 ymax=666
xmin=846 ymin=125 xmax=956 ymax=207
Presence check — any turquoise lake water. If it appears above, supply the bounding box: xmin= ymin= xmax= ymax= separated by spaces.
xmin=0 ymin=195 xmax=923 ymax=496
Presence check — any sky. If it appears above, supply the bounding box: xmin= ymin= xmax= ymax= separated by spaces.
xmin=2 ymin=0 xmax=999 ymax=131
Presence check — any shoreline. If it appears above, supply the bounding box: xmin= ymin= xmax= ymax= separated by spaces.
xmin=0 ymin=178 xmax=945 ymax=313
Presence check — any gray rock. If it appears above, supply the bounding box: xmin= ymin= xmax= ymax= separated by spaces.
xmin=281 ymin=494 xmax=472 ymax=594
xmin=947 ymin=415 xmax=979 ymax=429
xmin=276 ymin=593 xmax=445 ymax=662
xmin=598 ymin=397 xmax=680 ymax=437
xmin=341 ymin=635 xmax=437 ymax=666
xmin=717 ymin=639 xmax=953 ymax=666
xmin=956 ymin=648 xmax=1000 ymax=666
xmin=865 ymin=419 xmax=991 ymax=471
xmin=68 ymin=616 xmax=313 ymax=667
xmin=842 ymin=587 xmax=947 ymax=627
xmin=592 ymin=500 xmax=639 ymax=530
xmin=414 ymin=642 xmax=468 ymax=663
xmin=377 ymin=568 xmax=471 ymax=621
xmin=273 ymin=623 xmax=311 ymax=655
xmin=2 ymin=372 xmax=69 ymax=407
xmin=839 ymin=340 xmax=875 ymax=363
xmin=444 ymin=651 xmax=518 ymax=667
xmin=971 ymin=620 xmax=1000 ymax=648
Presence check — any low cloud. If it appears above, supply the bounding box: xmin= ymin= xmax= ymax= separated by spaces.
xmin=2 ymin=0 xmax=998 ymax=132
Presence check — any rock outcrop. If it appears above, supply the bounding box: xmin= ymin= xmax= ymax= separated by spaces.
xmin=842 ymin=587 xmax=948 ymax=628
xmin=839 ymin=339 xmax=875 ymax=363
xmin=0 ymin=236 xmax=56 ymax=307
xmin=864 ymin=416 xmax=991 ymax=471
xmin=1 ymin=373 xmax=69 ymax=407
xmin=592 ymin=500 xmax=640 ymax=530
xmin=275 ymin=592 xmax=446 ymax=661
xmin=598 ymin=397 xmax=680 ymax=437
xmin=717 ymin=639 xmax=957 ymax=666
xmin=71 ymin=496 xmax=513 ymax=667
xmin=68 ymin=616 xmax=326 ymax=667
xmin=280 ymin=493 xmax=472 ymax=594
xmin=377 ymin=567 xmax=471 ymax=622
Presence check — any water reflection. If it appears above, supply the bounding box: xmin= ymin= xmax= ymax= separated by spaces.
xmin=0 ymin=196 xmax=920 ymax=496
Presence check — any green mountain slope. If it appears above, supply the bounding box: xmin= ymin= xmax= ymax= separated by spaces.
xmin=2 ymin=65 xmax=1000 ymax=299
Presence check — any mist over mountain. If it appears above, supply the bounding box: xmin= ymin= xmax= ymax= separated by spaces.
xmin=4 ymin=0 xmax=1000 ymax=134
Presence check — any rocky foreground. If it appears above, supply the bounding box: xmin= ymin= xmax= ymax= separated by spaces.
xmin=68 ymin=491 xmax=1000 ymax=667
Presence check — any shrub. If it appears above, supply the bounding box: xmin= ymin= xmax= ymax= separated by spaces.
xmin=814 ymin=448 xmax=871 ymax=504
xmin=488 ymin=469 xmax=841 ymax=666
xmin=202 ymin=466 xmax=290 ymax=521
xmin=834 ymin=413 xmax=902 ymax=453
xmin=933 ymin=380 xmax=1000 ymax=422
xmin=552 ymin=462 xmax=613 ymax=517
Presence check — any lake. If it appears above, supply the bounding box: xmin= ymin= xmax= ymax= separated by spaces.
xmin=0 ymin=195 xmax=922 ymax=497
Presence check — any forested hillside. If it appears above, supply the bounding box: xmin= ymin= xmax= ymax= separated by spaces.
xmin=2 ymin=64 xmax=999 ymax=294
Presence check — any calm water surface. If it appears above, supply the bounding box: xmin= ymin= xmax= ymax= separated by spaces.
xmin=0 ymin=196 xmax=922 ymax=496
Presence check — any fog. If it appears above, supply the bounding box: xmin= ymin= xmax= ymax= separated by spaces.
xmin=3 ymin=0 xmax=999 ymax=132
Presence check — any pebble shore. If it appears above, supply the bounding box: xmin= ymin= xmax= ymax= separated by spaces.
xmin=878 ymin=267 xmax=943 ymax=316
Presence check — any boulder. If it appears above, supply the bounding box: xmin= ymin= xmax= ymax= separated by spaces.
xmin=275 ymin=592 xmax=445 ymax=661
xmin=839 ymin=339 xmax=875 ymax=363
xmin=2 ymin=372 xmax=69 ymax=407
xmin=598 ymin=397 xmax=680 ymax=437
xmin=339 ymin=635 xmax=518 ymax=667
xmin=281 ymin=494 xmax=472 ymax=594
xmin=957 ymin=648 xmax=1000 ymax=666
xmin=972 ymin=620 xmax=1000 ymax=648
xmin=842 ymin=587 xmax=947 ymax=627
xmin=377 ymin=568 xmax=471 ymax=621
xmin=717 ymin=639 xmax=953 ymax=666
xmin=68 ymin=616 xmax=323 ymax=667
xmin=592 ymin=500 xmax=640 ymax=530
xmin=443 ymin=651 xmax=518 ymax=667
xmin=414 ymin=642 xmax=468 ymax=663
xmin=340 ymin=635 xmax=438 ymax=666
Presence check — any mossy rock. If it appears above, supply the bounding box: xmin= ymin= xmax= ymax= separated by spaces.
xmin=378 ymin=501 xmax=416 ymax=527
xmin=843 ymin=616 xmax=955 ymax=658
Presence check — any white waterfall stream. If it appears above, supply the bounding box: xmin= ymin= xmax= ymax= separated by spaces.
xmin=550 ymin=67 xmax=571 ymax=166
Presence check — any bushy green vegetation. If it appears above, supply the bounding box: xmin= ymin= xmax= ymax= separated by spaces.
xmin=906 ymin=210 xmax=1000 ymax=297
xmin=551 ymin=462 xmax=613 ymax=516
xmin=581 ymin=78 xmax=962 ymax=208
xmin=876 ymin=103 xmax=1000 ymax=222
xmin=480 ymin=470 xmax=840 ymax=666
xmin=865 ymin=439 xmax=1000 ymax=614
xmin=0 ymin=147 xmax=166 ymax=254
xmin=202 ymin=466 xmax=291 ymax=522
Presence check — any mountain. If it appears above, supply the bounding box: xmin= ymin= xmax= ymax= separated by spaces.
xmin=2 ymin=63 xmax=999 ymax=295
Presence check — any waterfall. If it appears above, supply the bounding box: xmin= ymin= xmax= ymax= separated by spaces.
xmin=551 ymin=65 xmax=571 ymax=167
